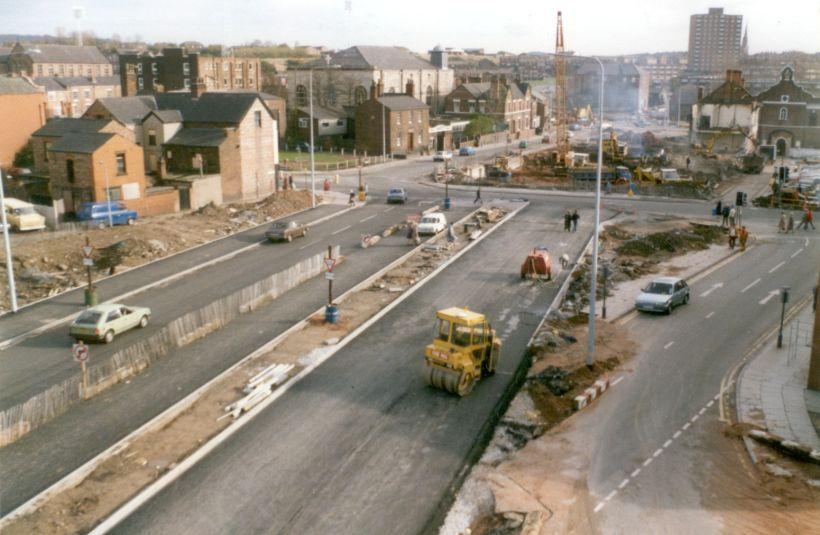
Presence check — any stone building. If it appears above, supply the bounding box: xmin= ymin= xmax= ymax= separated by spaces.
xmin=690 ymin=70 xmax=759 ymax=153
xmin=443 ymin=76 xmax=535 ymax=137
xmin=33 ymin=75 xmax=120 ymax=118
xmin=756 ymin=67 xmax=820 ymax=156
xmin=0 ymin=76 xmax=46 ymax=168
xmin=2 ymin=43 xmax=112 ymax=78
xmin=355 ymin=80 xmax=430 ymax=156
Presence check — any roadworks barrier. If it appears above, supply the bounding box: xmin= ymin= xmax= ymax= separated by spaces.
xmin=0 ymin=246 xmax=340 ymax=447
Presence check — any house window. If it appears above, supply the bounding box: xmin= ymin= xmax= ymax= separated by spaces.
xmin=148 ymin=129 xmax=157 ymax=146
xmin=327 ymin=86 xmax=337 ymax=106
xmin=84 ymin=89 xmax=91 ymax=99
xmin=320 ymin=121 xmax=330 ymax=127
xmin=453 ymin=99 xmax=460 ymax=113
xmin=48 ymin=92 xmax=56 ymax=101
xmin=66 ymin=159 xmax=75 ymax=183
xmin=223 ymin=79 xmax=228 ymax=86
xmin=48 ymin=65 xmax=54 ymax=75
xmin=136 ymin=63 xmax=143 ymax=74
xmin=58 ymin=64 xmax=64 ymax=74
xmin=295 ymin=85 xmax=308 ymax=106
xmin=69 ymin=66 xmax=75 ymax=76
xmin=223 ymin=63 xmax=229 ymax=72
xmin=810 ymin=111 xmax=817 ymax=126
xmin=116 ymin=153 xmax=127 ymax=175
xmin=37 ymin=65 xmax=43 ymax=76
xmin=354 ymin=86 xmax=368 ymax=105
xmin=44 ymin=142 xmax=52 ymax=161
xmin=780 ymin=95 xmax=788 ymax=102
xmin=336 ymin=119 xmax=344 ymax=126
xmin=254 ymin=110 xmax=262 ymax=127
xmin=138 ymin=77 xmax=144 ymax=90
xmin=183 ymin=62 xmax=190 ymax=75
xmin=396 ymin=135 xmax=401 ymax=147
xmin=779 ymin=107 xmax=788 ymax=121
xmin=298 ymin=117 xmax=309 ymax=128
xmin=396 ymin=113 xmax=401 ymax=126
xmin=426 ymin=86 xmax=433 ymax=105
xmin=184 ymin=78 xmax=191 ymax=89
xmin=418 ymin=134 xmax=422 ymax=144
xmin=106 ymin=89 xmax=113 ymax=97
xmin=106 ymin=186 xmax=123 ymax=201
xmin=417 ymin=113 xmax=422 ymax=124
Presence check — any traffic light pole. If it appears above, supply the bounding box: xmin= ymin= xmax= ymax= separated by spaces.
xmin=777 ymin=286 xmax=790 ymax=348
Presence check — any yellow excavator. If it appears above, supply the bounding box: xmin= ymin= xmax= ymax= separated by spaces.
xmin=423 ymin=307 xmax=501 ymax=396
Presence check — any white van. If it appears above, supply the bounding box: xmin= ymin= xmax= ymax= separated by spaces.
xmin=3 ymin=198 xmax=46 ymax=231
xmin=417 ymin=213 xmax=447 ymax=235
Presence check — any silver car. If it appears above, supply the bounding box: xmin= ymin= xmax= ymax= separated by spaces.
xmin=635 ymin=276 xmax=690 ymax=314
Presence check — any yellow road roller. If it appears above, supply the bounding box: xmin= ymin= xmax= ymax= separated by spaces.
xmin=423 ymin=307 xmax=501 ymax=396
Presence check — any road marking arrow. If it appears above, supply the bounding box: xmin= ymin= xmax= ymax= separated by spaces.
xmin=699 ymin=282 xmax=723 ymax=297
xmin=759 ymin=290 xmax=780 ymax=305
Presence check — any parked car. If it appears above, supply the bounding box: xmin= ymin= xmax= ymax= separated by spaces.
xmin=635 ymin=277 xmax=690 ymax=314
xmin=433 ymin=151 xmax=453 ymax=161
xmin=518 ymin=140 xmax=529 ymax=149
xmin=417 ymin=212 xmax=447 ymax=235
xmin=568 ymin=123 xmax=581 ymax=131
xmin=265 ymin=220 xmax=308 ymax=242
xmin=70 ymin=303 xmax=151 ymax=343
xmin=458 ymin=147 xmax=476 ymax=156
xmin=3 ymin=198 xmax=46 ymax=231
xmin=76 ymin=202 xmax=138 ymax=228
xmin=386 ymin=187 xmax=408 ymax=204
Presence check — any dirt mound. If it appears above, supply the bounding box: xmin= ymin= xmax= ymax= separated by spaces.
xmin=616 ymin=223 xmax=723 ymax=257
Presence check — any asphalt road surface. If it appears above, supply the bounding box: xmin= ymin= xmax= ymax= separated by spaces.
xmin=109 ymin=203 xmax=595 ymax=534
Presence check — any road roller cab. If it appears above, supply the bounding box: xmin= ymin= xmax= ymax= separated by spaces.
xmin=423 ymin=307 xmax=501 ymax=396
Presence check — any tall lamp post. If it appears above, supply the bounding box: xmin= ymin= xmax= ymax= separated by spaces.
xmin=97 ymin=160 xmax=114 ymax=227
xmin=308 ymin=69 xmax=316 ymax=208
xmin=0 ymin=169 xmax=18 ymax=312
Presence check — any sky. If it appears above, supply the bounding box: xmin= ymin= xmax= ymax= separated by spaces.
xmin=2 ymin=0 xmax=818 ymax=55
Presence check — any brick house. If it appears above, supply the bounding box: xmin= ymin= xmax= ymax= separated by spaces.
xmin=293 ymin=106 xmax=348 ymax=142
xmin=118 ymin=48 xmax=260 ymax=96
xmin=355 ymin=80 xmax=430 ymax=156
xmin=3 ymin=43 xmax=113 ymax=78
xmin=47 ymin=132 xmax=178 ymax=216
xmin=30 ymin=117 xmax=130 ymax=174
xmin=141 ymin=110 xmax=183 ymax=174
xmin=0 ymin=76 xmax=46 ymax=168
xmin=83 ymin=96 xmax=157 ymax=143
xmin=33 ymin=76 xmax=120 ymax=118
xmin=756 ymin=67 xmax=820 ymax=156
xmin=444 ymin=76 xmax=535 ymax=138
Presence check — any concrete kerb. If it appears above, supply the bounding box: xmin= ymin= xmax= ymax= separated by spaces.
xmin=0 ymin=201 xmax=521 ymax=528
xmin=88 ymin=201 xmax=529 ymax=534
xmin=0 ymin=202 xmax=363 ymax=351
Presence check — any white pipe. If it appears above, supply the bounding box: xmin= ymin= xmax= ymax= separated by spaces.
xmin=0 ymin=169 xmax=18 ymax=312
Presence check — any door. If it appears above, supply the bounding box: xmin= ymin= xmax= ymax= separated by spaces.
xmin=776 ymin=138 xmax=788 ymax=158
xmin=148 ymin=154 xmax=158 ymax=173
xmin=408 ymin=133 xmax=414 ymax=151
xmin=106 ymin=309 xmax=123 ymax=334
xmin=178 ymin=187 xmax=191 ymax=211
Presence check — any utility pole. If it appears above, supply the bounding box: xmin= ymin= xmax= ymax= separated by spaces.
xmin=324 ymin=245 xmax=338 ymax=324
xmin=308 ymin=69 xmax=316 ymax=208
xmin=777 ymin=286 xmax=790 ymax=348
xmin=97 ymin=160 xmax=114 ymax=227
xmin=602 ymin=264 xmax=610 ymax=319
xmin=381 ymin=98 xmax=387 ymax=159
xmin=0 ymin=169 xmax=18 ymax=312
xmin=83 ymin=235 xmax=97 ymax=305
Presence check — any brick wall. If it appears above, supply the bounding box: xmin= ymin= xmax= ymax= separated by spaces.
xmin=0 ymin=92 xmax=46 ymax=168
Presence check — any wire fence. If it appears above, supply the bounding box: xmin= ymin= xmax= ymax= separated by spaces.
xmin=786 ymin=319 xmax=813 ymax=367
xmin=0 ymin=246 xmax=339 ymax=447
xmin=279 ymin=155 xmax=392 ymax=172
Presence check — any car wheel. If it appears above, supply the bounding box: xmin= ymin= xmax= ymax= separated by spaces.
xmin=127 ymin=218 xmax=135 ymax=225
xmin=665 ymin=304 xmax=673 ymax=315
xmin=683 ymin=294 xmax=689 ymax=305
xmin=139 ymin=315 xmax=149 ymax=328
xmin=103 ymin=330 xmax=115 ymax=343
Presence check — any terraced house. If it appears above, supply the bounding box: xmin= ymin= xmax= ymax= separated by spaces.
xmin=1 ymin=43 xmax=113 ymax=78
xmin=444 ymin=76 xmax=535 ymax=138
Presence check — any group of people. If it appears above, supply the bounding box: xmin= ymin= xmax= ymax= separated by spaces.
xmin=727 ymin=224 xmax=750 ymax=251
xmin=282 ymin=175 xmax=295 ymax=190
xmin=563 ymin=209 xmax=580 ymax=232
xmin=715 ymin=200 xmax=749 ymax=251
xmin=778 ymin=208 xmax=815 ymax=232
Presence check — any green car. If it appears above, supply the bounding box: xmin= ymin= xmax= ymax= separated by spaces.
xmin=518 ymin=140 xmax=529 ymax=149
xmin=70 ymin=303 xmax=151 ymax=343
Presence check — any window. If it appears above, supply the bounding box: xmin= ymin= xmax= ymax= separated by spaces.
xmin=138 ymin=77 xmax=144 ymax=90
xmin=84 ymin=90 xmax=91 ymax=99
xmin=336 ymin=119 xmax=344 ymax=126
xmin=396 ymin=134 xmax=401 ymax=147
xmin=417 ymin=113 xmax=422 ymax=124
xmin=151 ymin=63 xmax=158 ymax=75
xmin=298 ymin=117 xmax=309 ymax=128
xmin=779 ymin=107 xmax=788 ymax=121
xmin=136 ymin=63 xmax=143 ymax=74
xmin=106 ymin=186 xmax=123 ymax=201
xmin=153 ymin=78 xmax=158 ymax=87
xmin=320 ymin=121 xmax=330 ymax=127
xmin=396 ymin=113 xmax=401 ymax=126
xmin=418 ymin=134 xmax=422 ymax=144
xmin=107 ymin=309 xmax=121 ymax=322
xmin=48 ymin=65 xmax=54 ymax=75
xmin=106 ymin=89 xmax=113 ymax=97
xmin=453 ymin=99 xmax=460 ymax=113
xmin=223 ymin=79 xmax=228 ymax=86
xmin=354 ymin=86 xmax=368 ymax=105
xmin=780 ymin=95 xmax=789 ymax=102
xmin=436 ymin=319 xmax=451 ymax=342
xmin=44 ymin=142 xmax=52 ymax=161
xmin=295 ymin=85 xmax=308 ymax=106
xmin=69 ymin=66 xmax=75 ymax=76
xmin=425 ymin=86 xmax=433 ymax=105
xmin=148 ymin=129 xmax=157 ymax=146
xmin=116 ymin=153 xmax=127 ymax=175
xmin=37 ymin=65 xmax=43 ymax=76
xmin=48 ymin=92 xmax=56 ymax=101
xmin=254 ymin=110 xmax=262 ymax=127
xmin=249 ymin=64 xmax=254 ymax=71
xmin=223 ymin=63 xmax=229 ymax=72
xmin=184 ymin=78 xmax=191 ymax=89
xmin=66 ymin=159 xmax=75 ymax=183
xmin=810 ymin=111 xmax=818 ymax=127
xmin=183 ymin=62 xmax=190 ymax=75
xmin=327 ymin=86 xmax=337 ymax=106
xmin=58 ymin=64 xmax=64 ymax=74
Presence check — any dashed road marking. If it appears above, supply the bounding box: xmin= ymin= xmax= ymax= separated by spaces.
xmin=332 ymin=225 xmax=352 ymax=235
xmin=768 ymin=261 xmax=785 ymax=273
xmin=630 ymin=468 xmax=641 ymax=478
xmin=791 ymin=248 xmax=804 ymax=258
xmin=593 ymin=502 xmax=605 ymax=513
xmin=706 ymin=400 xmax=714 ymax=408
xmin=359 ymin=214 xmax=376 ymax=222
xmin=691 ymin=414 xmax=700 ymax=423
xmin=605 ymin=490 xmax=617 ymax=502
xmin=705 ymin=311 xmax=715 ymax=319
xmin=618 ymin=479 xmax=629 ymax=490
xmin=663 ymin=341 xmax=675 ymax=349
xmin=673 ymin=430 xmax=682 ymax=439
xmin=699 ymin=407 xmax=707 ymax=415
xmin=682 ymin=422 xmax=691 ymax=430
xmin=383 ymin=207 xmax=395 ymax=213
xmin=652 ymin=448 xmax=663 ymax=458
xmin=741 ymin=278 xmax=761 ymax=293
xmin=643 ymin=458 xmax=653 ymax=467
xmin=663 ymin=439 xmax=672 ymax=448
xmin=299 ymin=241 xmax=319 ymax=250
xmin=611 ymin=376 xmax=624 ymax=386
xmin=714 ymin=393 xmax=720 ymax=401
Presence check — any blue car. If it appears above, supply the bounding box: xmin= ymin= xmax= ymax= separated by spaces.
xmin=458 ymin=146 xmax=476 ymax=156
xmin=76 ymin=201 xmax=138 ymax=228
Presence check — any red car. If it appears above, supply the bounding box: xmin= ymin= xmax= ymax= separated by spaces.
xmin=521 ymin=248 xmax=552 ymax=280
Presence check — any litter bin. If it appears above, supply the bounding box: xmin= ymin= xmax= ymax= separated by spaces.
xmin=84 ymin=287 xmax=98 ymax=306
xmin=325 ymin=304 xmax=340 ymax=324
xmin=444 ymin=197 xmax=452 ymax=210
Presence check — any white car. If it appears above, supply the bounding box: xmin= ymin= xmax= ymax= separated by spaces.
xmin=433 ymin=151 xmax=453 ymax=161
xmin=417 ymin=213 xmax=447 ymax=235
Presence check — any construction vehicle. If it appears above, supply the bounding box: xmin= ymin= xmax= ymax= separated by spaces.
xmin=693 ymin=126 xmax=758 ymax=158
xmin=423 ymin=307 xmax=502 ymax=396
xmin=521 ymin=247 xmax=552 ymax=280
xmin=602 ymin=131 xmax=627 ymax=164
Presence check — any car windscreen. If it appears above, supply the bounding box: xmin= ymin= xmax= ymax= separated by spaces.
xmin=76 ymin=311 xmax=103 ymax=324
xmin=421 ymin=217 xmax=437 ymax=224
xmin=389 ymin=189 xmax=402 ymax=194
xmin=13 ymin=206 xmax=37 ymax=215
xmin=645 ymin=282 xmax=674 ymax=295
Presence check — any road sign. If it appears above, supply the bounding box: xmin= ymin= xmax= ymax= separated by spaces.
xmin=72 ymin=342 xmax=89 ymax=363
xmin=325 ymin=272 xmax=335 ymax=280
xmin=83 ymin=257 xmax=94 ymax=266
xmin=324 ymin=258 xmax=336 ymax=272
xmin=82 ymin=245 xmax=94 ymax=258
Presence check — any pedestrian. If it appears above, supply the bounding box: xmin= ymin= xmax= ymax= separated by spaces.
xmin=721 ymin=205 xmax=730 ymax=227
xmin=474 ymin=185 xmax=482 ymax=204
xmin=738 ymin=225 xmax=749 ymax=251
xmin=563 ymin=210 xmax=571 ymax=232
xmin=715 ymin=199 xmax=722 ymax=219
xmin=778 ymin=211 xmax=787 ymax=233
xmin=348 ymin=190 xmax=356 ymax=205
xmin=798 ymin=208 xmax=816 ymax=230
xmin=728 ymin=225 xmax=737 ymax=250
xmin=571 ymin=209 xmax=579 ymax=232
xmin=728 ymin=206 xmax=736 ymax=228
xmin=288 ymin=175 xmax=294 ymax=190
xmin=686 ymin=156 xmax=691 ymax=170
xmin=787 ymin=212 xmax=795 ymax=233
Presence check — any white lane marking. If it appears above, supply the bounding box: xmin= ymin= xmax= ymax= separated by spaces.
xmin=791 ymin=248 xmax=803 ymax=258
xmin=663 ymin=439 xmax=673 ymax=448
xmin=698 ymin=407 xmax=707 ymax=415
xmin=630 ymin=468 xmax=641 ymax=478
xmin=691 ymin=414 xmax=700 ymax=423
xmin=673 ymin=430 xmax=682 ymax=439
xmin=714 ymin=393 xmax=720 ymax=401
xmin=705 ymin=311 xmax=715 ymax=319
xmin=759 ymin=290 xmax=780 ymax=305
xmin=298 ymin=241 xmax=319 ymax=250
xmin=664 ymin=341 xmax=675 ymax=349
xmin=611 ymin=376 xmax=624 ymax=386
xmin=741 ymin=278 xmax=761 ymax=293
xmin=332 ymin=225 xmax=352 ymax=235
xmin=594 ymin=502 xmax=605 ymax=513
xmin=652 ymin=448 xmax=663 ymax=458
xmin=805 ymin=238 xmax=810 ymax=247
xmin=643 ymin=458 xmax=653 ymax=467
xmin=359 ymin=214 xmax=377 ymax=222
xmin=605 ymin=490 xmax=617 ymax=502
xmin=383 ymin=207 xmax=395 ymax=212
xmin=682 ymin=422 xmax=691 ymax=430
xmin=706 ymin=400 xmax=714 ymax=408
xmin=618 ymin=479 xmax=629 ymax=490
xmin=768 ymin=261 xmax=785 ymax=273
xmin=699 ymin=282 xmax=724 ymax=297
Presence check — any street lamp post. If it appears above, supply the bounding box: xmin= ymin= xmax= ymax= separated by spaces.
xmin=97 ymin=161 xmax=114 ymax=227
xmin=308 ymin=69 xmax=316 ymax=208
xmin=0 ymin=169 xmax=18 ymax=312
xmin=777 ymin=286 xmax=790 ymax=348
xmin=381 ymin=97 xmax=387 ymax=160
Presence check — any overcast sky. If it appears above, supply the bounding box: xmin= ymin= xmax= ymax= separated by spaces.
xmin=3 ymin=0 xmax=818 ymax=55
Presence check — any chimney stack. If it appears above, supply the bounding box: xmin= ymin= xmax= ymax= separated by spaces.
xmin=370 ymin=80 xmax=377 ymax=100
xmin=725 ymin=69 xmax=743 ymax=86
xmin=376 ymin=78 xmax=384 ymax=97
xmin=191 ymin=79 xmax=207 ymax=98
xmin=405 ymin=78 xmax=414 ymax=97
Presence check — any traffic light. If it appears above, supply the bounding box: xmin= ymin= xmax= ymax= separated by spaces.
xmin=778 ymin=166 xmax=786 ymax=181
xmin=785 ymin=167 xmax=790 ymax=180
xmin=736 ymin=191 xmax=747 ymax=206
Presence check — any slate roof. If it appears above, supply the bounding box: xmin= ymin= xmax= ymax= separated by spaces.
xmin=154 ymin=93 xmax=197 ymax=119
xmin=33 ymin=76 xmax=119 ymax=91
xmin=48 ymin=132 xmax=114 ymax=154
xmin=457 ymin=82 xmax=525 ymax=100
xmin=327 ymin=46 xmax=434 ymax=70
xmin=0 ymin=76 xmax=41 ymax=94
xmin=184 ymin=92 xmax=263 ymax=124
xmin=94 ymin=96 xmax=157 ymax=124
xmin=376 ymin=94 xmax=428 ymax=111
xmin=701 ymin=81 xmax=755 ymax=105
xmin=165 ymin=128 xmax=227 ymax=147
xmin=145 ymin=109 xmax=183 ymax=123
xmin=32 ymin=118 xmax=111 ymax=137
xmin=297 ymin=105 xmax=346 ymax=119
xmin=13 ymin=44 xmax=110 ymax=65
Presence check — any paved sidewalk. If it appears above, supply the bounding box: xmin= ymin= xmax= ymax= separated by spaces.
xmin=737 ymin=302 xmax=820 ymax=449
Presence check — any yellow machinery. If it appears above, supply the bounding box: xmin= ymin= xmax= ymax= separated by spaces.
xmin=423 ymin=307 xmax=502 ymax=396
